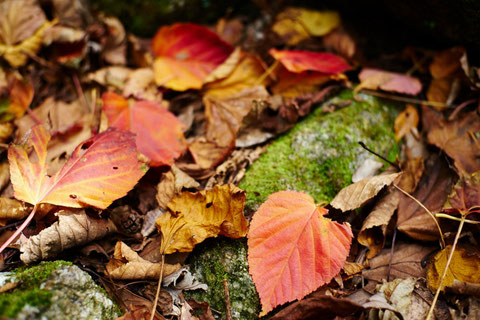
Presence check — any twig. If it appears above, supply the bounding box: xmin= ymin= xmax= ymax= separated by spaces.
xmin=0 ymin=205 xmax=37 ymax=254
xmin=223 ymin=278 xmax=233 ymax=320
xmin=436 ymin=213 xmax=480 ymax=224
xmin=149 ymin=254 xmax=165 ymax=320
xmin=393 ymin=184 xmax=445 ymax=248
xmin=426 ymin=214 xmax=466 ymax=320
xmin=387 ymin=228 xmax=397 ymax=282
xmin=448 ymin=98 xmax=477 ymax=120
xmin=358 ymin=141 xmax=401 ymax=170
xmin=359 ymin=89 xmax=455 ymax=109
xmin=256 ymin=60 xmax=279 ymax=85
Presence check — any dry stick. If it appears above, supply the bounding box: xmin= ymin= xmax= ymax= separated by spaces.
xmin=435 ymin=213 xmax=480 ymax=224
xmin=223 ymin=279 xmax=233 ymax=320
xmin=149 ymin=254 xmax=165 ymax=320
xmin=358 ymin=141 xmax=401 ymax=171
xmin=393 ymin=184 xmax=446 ymax=249
xmin=0 ymin=205 xmax=37 ymax=254
xmin=359 ymin=89 xmax=454 ymax=109
xmin=426 ymin=214 xmax=466 ymax=320
xmin=255 ymin=60 xmax=279 ymax=86
xmin=387 ymin=227 xmax=397 ymax=282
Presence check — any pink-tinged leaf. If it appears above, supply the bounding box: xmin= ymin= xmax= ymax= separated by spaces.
xmin=358 ymin=68 xmax=422 ymax=95
xmin=269 ymin=48 xmax=351 ymax=74
xmin=152 ymin=23 xmax=233 ymax=91
xmin=248 ymin=191 xmax=353 ymax=316
xmin=102 ymin=92 xmax=187 ymax=167
xmin=8 ymin=125 xmax=145 ymax=209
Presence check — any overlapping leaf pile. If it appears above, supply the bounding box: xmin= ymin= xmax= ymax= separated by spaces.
xmin=0 ymin=1 xmax=480 ymax=319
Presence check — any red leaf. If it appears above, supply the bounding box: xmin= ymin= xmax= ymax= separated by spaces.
xmin=248 ymin=191 xmax=353 ymax=316
xmin=269 ymin=48 xmax=350 ymax=74
xmin=102 ymin=92 xmax=186 ymax=167
xmin=152 ymin=23 xmax=233 ymax=91
xmin=358 ymin=68 xmax=422 ymax=95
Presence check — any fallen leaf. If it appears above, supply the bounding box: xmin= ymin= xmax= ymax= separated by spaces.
xmin=330 ymin=173 xmax=401 ymax=212
xmin=0 ymin=198 xmax=28 ymax=220
xmin=427 ymin=111 xmax=480 ymax=175
xmin=323 ymin=28 xmax=356 ymax=58
xmin=343 ymin=262 xmax=366 ymax=276
xmin=141 ymin=208 xmax=164 ymax=238
xmin=156 ymin=184 xmax=248 ymax=254
xmin=427 ymin=245 xmax=480 ymax=291
xmin=272 ymin=7 xmax=340 ymax=45
xmin=152 ymin=23 xmax=233 ymax=91
xmin=162 ymin=267 xmax=208 ymax=291
xmin=443 ymin=176 xmax=480 ymax=215
xmin=214 ymin=18 xmax=244 ymax=46
xmin=156 ymin=164 xmax=200 ymax=210
xmin=430 ymin=46 xmax=465 ymax=79
xmin=186 ymin=299 xmax=215 ymax=320
xmin=185 ymin=136 xmax=234 ymax=170
xmin=20 ymin=209 xmax=117 ymax=263
xmin=102 ymin=92 xmax=187 ymax=166
xmin=105 ymin=241 xmax=181 ymax=280
xmin=427 ymin=78 xmax=455 ymax=105
xmin=9 ymin=125 xmax=145 ymax=209
xmin=248 ymin=191 xmax=353 ymax=316
xmin=0 ymin=73 xmax=34 ymax=121
xmin=204 ymin=86 xmax=270 ymax=147
xmin=357 ymin=68 xmax=422 ymax=95
xmin=271 ymin=66 xmax=331 ymax=98
xmin=394 ymin=104 xmax=419 ymax=142
xmin=270 ymin=48 xmax=350 ymax=74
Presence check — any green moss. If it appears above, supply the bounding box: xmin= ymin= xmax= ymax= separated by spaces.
xmin=185 ymin=238 xmax=260 ymax=320
xmin=12 ymin=260 xmax=72 ymax=288
xmin=239 ymin=90 xmax=399 ymax=211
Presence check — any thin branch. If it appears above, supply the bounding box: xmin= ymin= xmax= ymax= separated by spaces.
xmin=436 ymin=213 xmax=480 ymax=224
xmin=255 ymin=60 xmax=279 ymax=85
xmin=393 ymin=184 xmax=445 ymax=248
xmin=223 ymin=279 xmax=233 ymax=320
xmin=0 ymin=205 xmax=37 ymax=254
xmin=387 ymin=227 xmax=397 ymax=282
xmin=359 ymin=89 xmax=455 ymax=109
xmin=149 ymin=254 xmax=165 ymax=320
xmin=358 ymin=141 xmax=401 ymax=170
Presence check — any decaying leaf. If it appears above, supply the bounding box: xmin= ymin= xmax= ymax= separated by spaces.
xmin=0 ymin=73 xmax=34 ymax=121
xmin=105 ymin=241 xmax=181 ymax=280
xmin=427 ymin=245 xmax=480 ymax=291
xmin=270 ymin=48 xmax=350 ymax=74
xmin=248 ymin=191 xmax=353 ymax=316
xmin=443 ymin=176 xmax=480 ymax=215
xmin=394 ymin=105 xmax=419 ymax=142
xmin=156 ymin=184 xmax=248 ymax=254
xmin=9 ymin=125 xmax=145 ymax=209
xmin=0 ymin=198 xmax=28 ymax=220
xmin=156 ymin=165 xmax=200 ymax=210
xmin=323 ymin=28 xmax=356 ymax=58
xmin=20 ymin=209 xmax=117 ymax=264
xmin=330 ymin=173 xmax=401 ymax=212
xmin=271 ymin=66 xmax=332 ymax=98
xmin=162 ymin=267 xmax=208 ymax=291
xmin=357 ymin=68 xmax=422 ymax=95
xmin=102 ymin=92 xmax=187 ymax=166
xmin=152 ymin=23 xmax=233 ymax=91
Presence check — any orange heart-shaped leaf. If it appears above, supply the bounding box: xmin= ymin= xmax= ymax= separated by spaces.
xmin=102 ymin=92 xmax=187 ymax=167
xmin=8 ymin=125 xmax=145 ymax=209
xmin=152 ymin=23 xmax=233 ymax=91
xmin=248 ymin=191 xmax=353 ymax=316
xmin=269 ymin=48 xmax=350 ymax=74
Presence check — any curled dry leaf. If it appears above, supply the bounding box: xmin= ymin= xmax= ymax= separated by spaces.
xmin=20 ymin=209 xmax=117 ymax=264
xmin=152 ymin=23 xmax=233 ymax=91
xmin=0 ymin=198 xmax=28 ymax=220
xmin=248 ymin=191 xmax=353 ymax=316
xmin=156 ymin=184 xmax=248 ymax=254
xmin=394 ymin=104 xmax=419 ymax=142
xmin=357 ymin=68 xmax=422 ymax=95
xmin=156 ymin=164 xmax=199 ymax=210
xmin=270 ymin=48 xmax=350 ymax=74
xmin=105 ymin=241 xmax=181 ymax=280
xmin=330 ymin=173 xmax=401 ymax=212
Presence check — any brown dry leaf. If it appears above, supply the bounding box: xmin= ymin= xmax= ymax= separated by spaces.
xmin=394 ymin=104 xmax=419 ymax=142
xmin=186 ymin=299 xmax=215 ymax=320
xmin=105 ymin=241 xmax=181 ymax=280
xmin=156 ymin=164 xmax=200 ymax=210
xmin=427 ymin=111 xmax=480 ymax=176
xmin=215 ymin=18 xmax=244 ymax=46
xmin=330 ymin=173 xmax=401 ymax=212
xmin=86 ymin=66 xmax=132 ymax=89
xmin=427 ymin=78 xmax=455 ymax=105
xmin=204 ymin=86 xmax=270 ymax=147
xmin=343 ymin=262 xmax=365 ymax=276
xmin=20 ymin=209 xmax=118 ymax=264
xmin=399 ymin=157 xmax=425 ymax=193
xmin=0 ymin=198 xmax=28 ymax=220
xmin=123 ymin=68 xmax=159 ymax=101
xmin=322 ymin=28 xmax=356 ymax=58
xmin=397 ymin=154 xmax=457 ymax=241
xmin=427 ymin=245 xmax=480 ymax=291
xmin=358 ymin=190 xmax=400 ymax=259
xmin=430 ymin=46 xmax=465 ymax=79
xmin=102 ymin=16 xmax=126 ymax=65
xmin=362 ymin=243 xmax=435 ymax=282
xmin=51 ymin=0 xmax=92 ymax=28
xmin=156 ymin=184 xmax=248 ymax=254
xmin=0 ymin=162 xmax=10 ymax=192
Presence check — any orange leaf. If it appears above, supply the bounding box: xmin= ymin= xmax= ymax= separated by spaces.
xmin=248 ymin=191 xmax=353 ymax=316
xmin=102 ymin=92 xmax=186 ymax=166
xmin=152 ymin=23 xmax=233 ymax=91
xmin=8 ymin=125 xmax=145 ymax=209
xmin=269 ymin=48 xmax=350 ymax=74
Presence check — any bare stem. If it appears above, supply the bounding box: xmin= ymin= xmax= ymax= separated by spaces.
xmin=393 ymin=184 xmax=445 ymax=248
xmin=436 ymin=213 xmax=480 ymax=224
xmin=0 ymin=205 xmax=37 ymax=254
xmin=223 ymin=279 xmax=233 ymax=320
xmin=359 ymin=89 xmax=454 ymax=108
xmin=426 ymin=214 xmax=466 ymax=320
xmin=256 ymin=60 xmax=279 ymax=85
xmin=149 ymin=254 xmax=165 ymax=320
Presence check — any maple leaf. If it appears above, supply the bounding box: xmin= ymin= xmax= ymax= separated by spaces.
xmin=357 ymin=68 xmax=422 ymax=95
xmin=102 ymin=92 xmax=187 ymax=167
xmin=248 ymin=191 xmax=353 ymax=316
xmin=152 ymin=23 xmax=233 ymax=91
xmin=269 ymin=48 xmax=350 ymax=74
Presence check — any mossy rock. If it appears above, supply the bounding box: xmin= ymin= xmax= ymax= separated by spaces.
xmin=185 ymin=237 xmax=260 ymax=320
xmin=0 ymin=261 xmax=121 ymax=319
xmin=239 ymin=90 xmax=400 ymax=211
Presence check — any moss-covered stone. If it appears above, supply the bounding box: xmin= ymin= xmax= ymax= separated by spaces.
xmin=239 ymin=90 xmax=399 ymax=211
xmin=185 ymin=237 xmax=260 ymax=320
xmin=0 ymin=261 xmax=121 ymax=319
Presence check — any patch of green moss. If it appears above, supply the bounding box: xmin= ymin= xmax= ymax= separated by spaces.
xmin=12 ymin=260 xmax=72 ymax=288
xmin=185 ymin=238 xmax=260 ymax=320
xmin=239 ymin=90 xmax=399 ymax=211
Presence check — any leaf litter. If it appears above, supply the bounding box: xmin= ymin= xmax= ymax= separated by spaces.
xmin=0 ymin=1 xmax=479 ymax=319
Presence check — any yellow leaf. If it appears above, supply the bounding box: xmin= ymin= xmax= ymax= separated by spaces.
xmin=156 ymin=184 xmax=248 ymax=254
xmin=394 ymin=104 xmax=419 ymax=141
xmin=427 ymin=245 xmax=480 ymax=291
xmin=0 ymin=198 xmax=28 ymax=220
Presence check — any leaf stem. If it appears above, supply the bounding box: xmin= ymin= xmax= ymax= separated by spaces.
xmin=0 ymin=204 xmax=37 ymax=254
xmin=393 ymin=184 xmax=445 ymax=248
xmin=435 ymin=213 xmax=480 ymax=224
xmin=426 ymin=214 xmax=466 ymax=320
xmin=256 ymin=60 xmax=279 ymax=86
xmin=149 ymin=254 xmax=165 ymax=320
